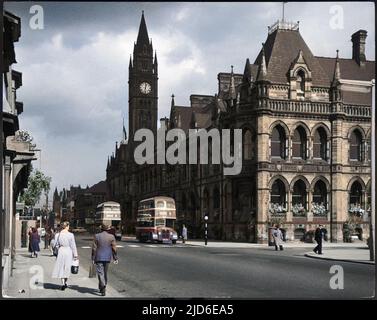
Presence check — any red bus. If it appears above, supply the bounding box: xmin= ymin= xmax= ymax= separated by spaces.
xmin=136 ymin=196 xmax=178 ymax=244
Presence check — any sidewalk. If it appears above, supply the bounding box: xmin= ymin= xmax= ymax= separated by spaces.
xmin=305 ymin=247 xmax=374 ymax=265
xmin=183 ymin=239 xmax=367 ymax=249
xmin=3 ymin=247 xmax=124 ymax=298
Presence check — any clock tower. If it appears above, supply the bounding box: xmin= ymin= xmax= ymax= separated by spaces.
xmin=128 ymin=11 xmax=158 ymax=142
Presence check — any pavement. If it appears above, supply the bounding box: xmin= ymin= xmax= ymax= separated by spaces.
xmin=122 ymin=236 xmax=375 ymax=265
xmin=3 ymin=245 xmax=123 ymax=299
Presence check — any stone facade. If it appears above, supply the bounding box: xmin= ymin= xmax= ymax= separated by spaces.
xmin=107 ymin=16 xmax=374 ymax=242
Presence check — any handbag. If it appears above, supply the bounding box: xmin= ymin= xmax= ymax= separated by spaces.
xmin=71 ymin=259 xmax=79 ymax=274
xmin=52 ymin=233 xmax=61 ymax=257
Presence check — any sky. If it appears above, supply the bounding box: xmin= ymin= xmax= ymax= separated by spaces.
xmin=3 ymin=1 xmax=375 ymax=200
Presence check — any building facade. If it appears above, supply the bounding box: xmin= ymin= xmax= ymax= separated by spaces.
xmin=2 ymin=10 xmax=35 ymax=290
xmin=107 ymin=15 xmax=374 ymax=242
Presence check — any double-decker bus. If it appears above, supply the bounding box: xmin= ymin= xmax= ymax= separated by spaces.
xmin=136 ymin=196 xmax=178 ymax=243
xmin=95 ymin=201 xmax=122 ymax=240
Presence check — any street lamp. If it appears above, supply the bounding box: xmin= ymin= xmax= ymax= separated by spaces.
xmin=204 ymin=214 xmax=208 ymax=245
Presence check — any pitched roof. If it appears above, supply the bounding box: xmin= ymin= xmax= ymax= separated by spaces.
xmin=87 ymin=180 xmax=107 ymax=194
xmin=170 ymin=106 xmax=193 ymax=133
xmin=316 ymin=57 xmax=375 ymax=82
xmin=254 ymin=29 xmax=330 ymax=86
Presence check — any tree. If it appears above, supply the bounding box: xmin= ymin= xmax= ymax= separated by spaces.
xmin=21 ymin=169 xmax=51 ymax=209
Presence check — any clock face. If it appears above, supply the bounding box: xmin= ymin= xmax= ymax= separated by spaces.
xmin=140 ymin=82 xmax=151 ymax=94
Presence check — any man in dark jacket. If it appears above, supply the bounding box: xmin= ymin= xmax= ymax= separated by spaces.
xmin=313 ymin=225 xmax=323 ymax=254
xmin=92 ymin=223 xmax=118 ymax=296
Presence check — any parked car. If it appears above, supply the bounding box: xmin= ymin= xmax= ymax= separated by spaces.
xmin=71 ymin=227 xmax=87 ymax=233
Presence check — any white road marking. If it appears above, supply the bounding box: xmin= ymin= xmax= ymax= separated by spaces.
xmin=128 ymin=245 xmax=140 ymax=248
xmin=146 ymin=245 xmax=158 ymax=248
xmin=116 ymin=245 xmax=124 ymax=248
xmin=81 ymin=246 xmax=91 ymax=249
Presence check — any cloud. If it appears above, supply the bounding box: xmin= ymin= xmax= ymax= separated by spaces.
xmin=5 ymin=1 xmax=374 ymax=198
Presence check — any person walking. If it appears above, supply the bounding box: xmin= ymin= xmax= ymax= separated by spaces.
xmin=313 ymin=225 xmax=323 ymax=255
xmin=27 ymin=226 xmax=33 ymax=256
xmin=182 ymin=224 xmax=188 ymax=244
xmin=30 ymin=228 xmax=41 ymax=257
xmin=91 ymin=223 xmax=118 ymax=296
xmin=52 ymin=221 xmax=78 ymax=290
xmin=272 ymin=224 xmax=284 ymax=251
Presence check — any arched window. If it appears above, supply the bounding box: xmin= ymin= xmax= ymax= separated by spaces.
xmin=350 ymin=181 xmax=363 ymax=206
xmin=213 ymin=188 xmax=220 ymax=209
xmin=270 ymin=179 xmax=286 ymax=206
xmin=243 ymin=130 xmax=253 ymax=160
xmin=312 ymin=180 xmax=328 ymax=216
xmin=296 ymin=70 xmax=305 ymax=97
xmin=313 ymin=127 xmax=328 ymax=160
xmin=292 ymin=126 xmax=307 ymax=159
xmin=271 ymin=125 xmax=286 ymax=159
xmin=292 ymin=180 xmax=307 ymax=216
xmin=350 ymin=129 xmax=363 ymax=161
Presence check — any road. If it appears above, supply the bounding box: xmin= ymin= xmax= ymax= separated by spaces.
xmin=75 ymin=235 xmax=374 ymax=299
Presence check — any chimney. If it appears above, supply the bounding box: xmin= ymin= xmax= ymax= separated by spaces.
xmin=351 ymin=30 xmax=367 ymax=66
xmin=160 ymin=117 xmax=169 ymax=130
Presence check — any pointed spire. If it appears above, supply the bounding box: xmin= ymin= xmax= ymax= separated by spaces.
xmin=137 ymin=11 xmax=149 ymax=45
xmin=243 ymin=58 xmax=252 ymax=82
xmin=107 ymin=156 xmax=110 ymax=168
xmin=129 ymin=55 xmax=133 ymax=69
xmin=154 ymin=51 xmax=158 ymax=65
xmin=115 ymin=141 xmax=118 ymax=151
xmin=257 ymin=43 xmax=267 ymax=82
xmin=333 ymin=49 xmax=341 ymax=81
xmin=171 ymin=94 xmax=175 ymax=108
xmin=122 ymin=118 xmax=127 ymax=144
xmin=229 ymin=65 xmax=236 ymax=100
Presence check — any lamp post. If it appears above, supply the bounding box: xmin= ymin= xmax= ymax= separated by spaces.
xmin=204 ymin=214 xmax=208 ymax=245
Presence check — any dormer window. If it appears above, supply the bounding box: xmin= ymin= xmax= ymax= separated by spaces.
xmin=296 ymin=69 xmax=305 ymax=98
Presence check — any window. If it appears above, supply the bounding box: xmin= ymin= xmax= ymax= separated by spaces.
xmin=243 ymin=130 xmax=253 ymax=160
xmin=271 ymin=125 xmax=286 ymax=159
xmin=350 ymin=130 xmax=362 ymax=161
xmin=292 ymin=180 xmax=307 ymax=207
xmin=213 ymin=188 xmax=220 ymax=209
xmin=292 ymin=126 xmax=307 ymax=159
xmin=313 ymin=127 xmax=328 ymax=160
xmin=271 ymin=180 xmax=286 ymax=206
xmin=350 ymin=181 xmax=363 ymax=206
xmin=296 ymin=70 xmax=305 ymax=98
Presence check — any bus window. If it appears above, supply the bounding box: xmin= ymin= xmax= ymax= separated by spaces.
xmin=166 ymin=201 xmax=175 ymax=208
xmin=137 ymin=214 xmax=154 ymax=227
xmin=165 ymin=219 xmax=175 ymax=229
xmin=156 ymin=201 xmax=165 ymax=208
xmin=155 ymin=218 xmax=165 ymax=227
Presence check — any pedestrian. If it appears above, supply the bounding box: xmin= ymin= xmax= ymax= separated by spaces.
xmin=272 ymin=224 xmax=284 ymax=251
xmin=44 ymin=227 xmax=50 ymax=249
xmin=313 ymin=225 xmax=323 ymax=255
xmin=30 ymin=227 xmax=41 ymax=257
xmin=91 ymin=223 xmax=118 ymax=296
xmin=27 ymin=226 xmax=33 ymax=255
xmin=50 ymin=224 xmax=60 ymax=256
xmin=52 ymin=221 xmax=79 ymax=290
xmin=182 ymin=224 xmax=187 ymax=244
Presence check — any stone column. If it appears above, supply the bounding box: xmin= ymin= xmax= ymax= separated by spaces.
xmin=3 ymin=155 xmax=12 ymax=252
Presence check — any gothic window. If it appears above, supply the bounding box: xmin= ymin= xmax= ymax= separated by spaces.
xmin=271 ymin=179 xmax=286 ymax=206
xmin=292 ymin=126 xmax=307 ymax=159
xmin=313 ymin=127 xmax=328 ymax=160
xmin=349 ymin=181 xmax=363 ymax=206
xmin=213 ymin=188 xmax=220 ymax=210
xmin=350 ymin=129 xmax=363 ymax=161
xmin=313 ymin=180 xmax=327 ymax=208
xmin=296 ymin=69 xmax=305 ymax=97
xmin=243 ymin=130 xmax=253 ymax=160
xmin=292 ymin=180 xmax=307 ymax=215
xmin=271 ymin=125 xmax=286 ymax=159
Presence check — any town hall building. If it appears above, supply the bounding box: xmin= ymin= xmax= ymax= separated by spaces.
xmin=106 ymin=13 xmax=374 ymax=243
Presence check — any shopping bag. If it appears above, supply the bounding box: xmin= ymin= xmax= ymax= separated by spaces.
xmin=89 ymin=263 xmax=97 ymax=278
xmin=71 ymin=259 xmax=79 ymax=274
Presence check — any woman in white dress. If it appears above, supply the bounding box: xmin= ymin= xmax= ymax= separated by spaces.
xmin=52 ymin=221 xmax=78 ymax=290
